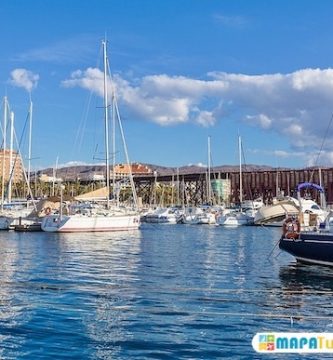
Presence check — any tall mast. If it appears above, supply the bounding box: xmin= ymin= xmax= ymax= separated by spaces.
xmin=102 ymin=40 xmax=110 ymax=209
xmin=52 ymin=156 xmax=58 ymax=197
xmin=207 ymin=135 xmax=211 ymax=204
xmin=28 ymin=97 xmax=33 ymax=187
xmin=8 ymin=111 xmax=14 ymax=203
xmin=319 ymin=167 xmax=326 ymax=209
xmin=1 ymin=97 xmax=8 ymax=210
xmin=238 ymin=135 xmax=243 ymax=206
xmin=112 ymin=73 xmax=116 ymax=200
xmin=176 ymin=167 xmax=180 ymax=206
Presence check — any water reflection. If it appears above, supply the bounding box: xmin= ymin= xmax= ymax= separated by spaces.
xmin=55 ymin=230 xmax=143 ymax=359
xmin=0 ymin=225 xmax=332 ymax=358
xmin=265 ymin=263 xmax=333 ymax=326
xmin=0 ymin=239 xmax=20 ymax=358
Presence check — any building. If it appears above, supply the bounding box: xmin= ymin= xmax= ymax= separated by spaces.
xmin=88 ymin=174 xmax=105 ymax=181
xmin=39 ymin=174 xmax=63 ymax=183
xmin=0 ymin=149 xmax=24 ymax=183
xmin=113 ymin=163 xmax=152 ymax=179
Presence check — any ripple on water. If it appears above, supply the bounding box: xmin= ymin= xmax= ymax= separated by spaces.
xmin=0 ymin=225 xmax=332 ymax=358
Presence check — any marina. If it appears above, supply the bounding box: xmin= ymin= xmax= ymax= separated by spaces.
xmin=1 ymin=224 xmax=333 ymax=358
xmin=3 ymin=1 xmax=333 ymax=358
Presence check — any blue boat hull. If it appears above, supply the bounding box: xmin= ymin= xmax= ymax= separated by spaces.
xmin=279 ymin=232 xmax=333 ymax=266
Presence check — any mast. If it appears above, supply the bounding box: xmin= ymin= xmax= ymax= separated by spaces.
xmin=8 ymin=111 xmax=14 ymax=203
xmin=52 ymin=156 xmax=58 ymax=197
xmin=112 ymin=73 xmax=116 ymax=201
xmin=102 ymin=40 xmax=139 ymax=210
xmin=176 ymin=167 xmax=180 ymax=206
xmin=1 ymin=97 xmax=8 ymax=210
xmin=28 ymin=97 xmax=33 ymax=187
xmin=319 ymin=167 xmax=326 ymax=209
xmin=238 ymin=135 xmax=243 ymax=207
xmin=102 ymin=40 xmax=110 ymax=209
xmin=207 ymin=135 xmax=211 ymax=204
xmin=276 ymin=170 xmax=279 ymax=197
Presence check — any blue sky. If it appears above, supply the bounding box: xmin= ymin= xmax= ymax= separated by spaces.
xmin=2 ymin=0 xmax=333 ymax=170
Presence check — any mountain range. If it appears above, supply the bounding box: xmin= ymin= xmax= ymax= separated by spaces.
xmin=36 ymin=163 xmax=282 ymax=181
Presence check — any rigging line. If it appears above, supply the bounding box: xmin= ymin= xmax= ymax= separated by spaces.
xmin=309 ymin=112 xmax=333 ymax=183
xmin=72 ymin=43 xmax=102 ymax=160
xmin=9 ymin=128 xmax=36 ymax=209
xmin=266 ymin=235 xmax=282 ymax=261
xmin=240 ymin=137 xmax=255 ymax=202
xmin=207 ymin=140 xmax=219 ymax=205
xmin=74 ymin=89 xmax=94 ymax=155
xmin=7 ymin=110 xmax=30 ymax=186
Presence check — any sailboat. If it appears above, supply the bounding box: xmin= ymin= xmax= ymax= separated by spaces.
xmin=279 ymin=182 xmax=333 ymax=266
xmin=216 ymin=135 xmax=254 ymax=226
xmin=41 ymin=40 xmax=140 ymax=233
xmin=0 ymin=96 xmax=41 ymax=230
xmin=179 ymin=136 xmax=217 ymax=225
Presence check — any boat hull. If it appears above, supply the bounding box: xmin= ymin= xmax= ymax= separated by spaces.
xmin=254 ymin=202 xmax=299 ymax=225
xmin=41 ymin=214 xmax=141 ymax=233
xmin=279 ymin=232 xmax=333 ymax=266
xmin=144 ymin=216 xmax=177 ymax=224
xmin=14 ymin=223 xmax=42 ymax=232
xmin=217 ymin=213 xmax=253 ymax=226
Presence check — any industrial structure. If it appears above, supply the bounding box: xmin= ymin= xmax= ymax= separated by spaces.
xmin=132 ymin=167 xmax=332 ymax=206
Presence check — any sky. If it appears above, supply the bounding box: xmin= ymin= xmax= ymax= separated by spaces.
xmin=2 ymin=0 xmax=333 ymax=171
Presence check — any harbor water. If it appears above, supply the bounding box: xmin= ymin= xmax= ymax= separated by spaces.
xmin=1 ymin=224 xmax=333 ymax=359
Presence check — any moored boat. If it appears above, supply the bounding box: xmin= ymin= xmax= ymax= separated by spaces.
xmin=179 ymin=206 xmax=217 ymax=225
xmin=279 ymin=211 xmax=333 ymax=266
xmin=279 ymin=182 xmax=333 ymax=266
xmin=14 ymin=221 xmax=42 ymax=232
xmin=144 ymin=207 xmax=180 ymax=224
xmin=41 ymin=208 xmax=140 ymax=232
xmin=216 ymin=211 xmax=253 ymax=226
xmin=254 ymin=197 xmax=299 ymax=225
xmin=41 ymin=40 xmax=140 ymax=233
xmin=254 ymin=184 xmax=328 ymax=226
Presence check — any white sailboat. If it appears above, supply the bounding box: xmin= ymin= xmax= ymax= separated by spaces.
xmin=180 ymin=206 xmax=217 ymax=225
xmin=216 ymin=135 xmax=253 ymax=226
xmin=144 ymin=207 xmax=180 ymax=224
xmin=41 ymin=40 xmax=140 ymax=233
xmin=0 ymin=97 xmax=40 ymax=230
xmin=180 ymin=136 xmax=217 ymax=225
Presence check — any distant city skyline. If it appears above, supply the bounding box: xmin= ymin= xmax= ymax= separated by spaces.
xmin=2 ymin=0 xmax=333 ymax=171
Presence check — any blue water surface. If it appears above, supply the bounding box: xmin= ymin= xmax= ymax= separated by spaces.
xmin=0 ymin=224 xmax=332 ymax=359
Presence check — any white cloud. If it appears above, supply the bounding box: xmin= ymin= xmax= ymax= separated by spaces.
xmin=194 ymin=110 xmax=216 ymax=127
xmin=10 ymin=68 xmax=39 ymax=92
xmin=250 ymin=148 xmax=305 ymax=159
xmin=62 ymin=67 xmax=333 ymax=163
xmin=188 ymin=162 xmax=207 ymax=167
xmin=291 ymin=68 xmax=333 ymax=91
xmin=56 ymin=160 xmax=102 ymax=168
xmin=246 ymin=114 xmax=272 ymax=129
xmin=62 ymin=68 xmax=104 ymax=96
xmin=284 ymin=124 xmax=303 ymax=136
xmin=273 ymin=150 xmax=290 ymax=157
xmin=306 ymin=151 xmax=333 ymax=167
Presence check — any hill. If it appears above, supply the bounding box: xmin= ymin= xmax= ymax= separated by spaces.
xmin=36 ymin=163 xmax=283 ymax=181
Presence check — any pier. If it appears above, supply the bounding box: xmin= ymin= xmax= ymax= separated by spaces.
xmin=133 ymin=167 xmax=333 ymax=206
